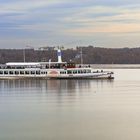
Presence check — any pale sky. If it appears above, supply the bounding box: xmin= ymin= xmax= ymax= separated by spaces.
xmin=1 ymin=0 xmax=140 ymax=49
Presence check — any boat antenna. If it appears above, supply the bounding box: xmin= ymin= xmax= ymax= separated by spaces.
xmin=80 ymin=47 xmax=83 ymax=65
xmin=23 ymin=49 xmax=26 ymax=62
xmin=23 ymin=45 xmax=34 ymax=62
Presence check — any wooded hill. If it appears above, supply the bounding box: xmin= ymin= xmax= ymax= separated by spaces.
xmin=0 ymin=46 xmax=140 ymax=64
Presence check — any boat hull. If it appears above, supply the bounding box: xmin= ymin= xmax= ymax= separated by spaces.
xmin=0 ymin=72 xmax=114 ymax=80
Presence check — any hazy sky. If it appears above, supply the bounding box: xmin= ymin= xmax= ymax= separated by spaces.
xmin=1 ymin=0 xmax=140 ymax=49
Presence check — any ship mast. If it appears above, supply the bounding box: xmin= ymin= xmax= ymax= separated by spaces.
xmin=23 ymin=49 xmax=26 ymax=62
xmin=80 ymin=47 xmax=83 ymax=65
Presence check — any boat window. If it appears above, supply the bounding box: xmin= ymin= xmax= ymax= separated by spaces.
xmin=17 ymin=66 xmax=24 ymax=69
xmin=31 ymin=71 xmax=35 ymax=74
xmin=60 ymin=71 xmax=66 ymax=74
xmin=20 ymin=71 xmax=24 ymax=74
xmin=36 ymin=71 xmax=40 ymax=75
xmin=78 ymin=70 xmax=81 ymax=74
xmin=11 ymin=67 xmax=15 ymax=69
xmin=6 ymin=66 xmax=11 ymax=69
xmin=46 ymin=65 xmax=49 ymax=69
xmin=83 ymin=70 xmax=86 ymax=73
xmin=25 ymin=71 xmax=30 ymax=74
xmin=67 ymin=70 xmax=72 ymax=74
xmin=4 ymin=71 xmax=8 ymax=74
xmin=73 ymin=70 xmax=77 ymax=74
xmin=86 ymin=70 xmax=91 ymax=73
xmin=15 ymin=71 xmax=19 ymax=75
xmin=67 ymin=63 xmax=76 ymax=68
xmin=9 ymin=71 xmax=14 ymax=74
xmin=0 ymin=71 xmax=3 ymax=74
xmin=41 ymin=71 xmax=46 ymax=74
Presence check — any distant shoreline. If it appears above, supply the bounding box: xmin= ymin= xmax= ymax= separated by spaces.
xmin=1 ymin=47 xmax=140 ymax=64
xmin=90 ymin=64 xmax=140 ymax=69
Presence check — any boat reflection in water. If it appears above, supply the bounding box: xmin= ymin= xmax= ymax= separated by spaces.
xmin=0 ymin=78 xmax=115 ymax=140
xmin=0 ymin=78 xmax=114 ymax=95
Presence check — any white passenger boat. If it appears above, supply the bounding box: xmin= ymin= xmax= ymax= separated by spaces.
xmin=0 ymin=49 xmax=114 ymax=79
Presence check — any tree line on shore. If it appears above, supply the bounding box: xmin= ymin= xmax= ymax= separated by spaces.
xmin=0 ymin=46 xmax=140 ymax=64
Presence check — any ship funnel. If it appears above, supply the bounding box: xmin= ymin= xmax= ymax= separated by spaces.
xmin=57 ymin=49 xmax=62 ymax=63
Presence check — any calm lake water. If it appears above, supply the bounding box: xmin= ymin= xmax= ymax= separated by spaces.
xmin=1 ymin=68 xmax=140 ymax=140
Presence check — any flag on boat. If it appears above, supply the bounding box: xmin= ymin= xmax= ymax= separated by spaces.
xmin=75 ymin=54 xmax=81 ymax=58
